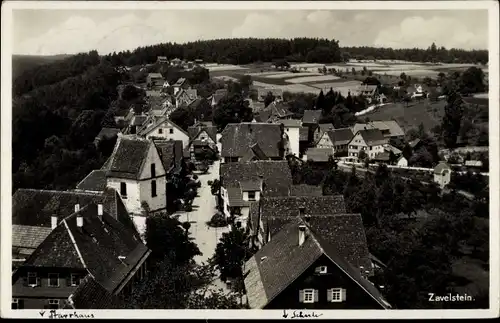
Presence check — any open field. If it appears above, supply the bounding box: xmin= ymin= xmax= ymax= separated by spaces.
xmin=286 ymin=75 xmax=342 ymax=83
xmin=252 ymin=81 xmax=321 ymax=94
xmin=374 ymin=69 xmax=441 ymax=78
xmin=265 ymin=72 xmax=322 ymax=79
xmin=359 ymin=101 xmax=446 ymax=132
xmin=205 ymin=64 xmax=249 ymax=72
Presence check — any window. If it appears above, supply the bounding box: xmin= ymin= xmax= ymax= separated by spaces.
xmin=301 ymin=289 xmax=316 ymax=303
xmin=48 ymin=273 xmax=59 ymax=287
xmin=120 ymin=182 xmax=127 ymax=198
xmin=151 ymin=180 xmax=157 ymax=197
xmin=27 ymin=272 xmax=37 ymax=286
xmin=316 ymin=266 xmax=328 ymax=274
xmin=328 ymin=288 xmax=344 ymax=302
xmin=70 ymin=274 xmax=80 ymax=287
xmin=151 ymin=163 xmax=156 ymax=178
xmin=48 ymin=299 xmax=59 ymax=310
xmin=169 ymin=128 xmax=174 ymax=134
xmin=158 ymin=128 xmax=163 ymax=134
xmin=12 ymin=299 xmax=18 ymax=310
xmin=248 ymin=191 xmax=256 ymax=201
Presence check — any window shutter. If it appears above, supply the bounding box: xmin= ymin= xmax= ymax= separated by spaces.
xmin=313 ymin=290 xmax=319 ymax=302
xmin=299 ymin=290 xmax=305 ymax=303
xmin=327 ymin=289 xmax=332 ymax=302
xmin=342 ymin=288 xmax=347 ymax=301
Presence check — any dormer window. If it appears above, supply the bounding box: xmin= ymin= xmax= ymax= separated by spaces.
xmin=316 ymin=266 xmax=328 ymax=274
xmin=27 ymin=272 xmax=38 ymax=287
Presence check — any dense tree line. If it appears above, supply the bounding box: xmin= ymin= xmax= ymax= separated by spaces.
xmin=104 ymin=38 xmax=343 ymax=66
xmin=12 ymin=61 xmax=123 ymax=191
xmin=343 ymin=43 xmax=488 ymax=64
xmin=13 ymin=51 xmax=101 ymax=96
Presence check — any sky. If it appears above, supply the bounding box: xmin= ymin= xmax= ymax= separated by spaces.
xmin=12 ymin=9 xmax=489 ymax=56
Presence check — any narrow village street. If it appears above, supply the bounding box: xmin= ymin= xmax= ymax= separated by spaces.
xmin=176 ymin=159 xmax=232 ymax=295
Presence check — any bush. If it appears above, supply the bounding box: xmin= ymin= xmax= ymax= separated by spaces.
xmin=207 ymin=212 xmax=227 ymax=228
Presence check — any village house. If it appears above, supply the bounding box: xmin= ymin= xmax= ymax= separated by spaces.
xmin=175 ymin=88 xmax=198 ymax=108
xmin=172 ymin=77 xmax=191 ymax=95
xmin=146 ymin=73 xmax=164 ymax=90
xmin=12 ymin=203 xmax=150 ymax=309
xmin=313 ymin=123 xmax=334 ymax=143
xmin=12 ymin=188 xmax=140 ymax=265
xmin=257 ymin=88 xmax=283 ymax=103
xmin=288 ymin=184 xmax=324 ymax=197
xmin=434 ymin=162 xmax=452 ymax=188
xmin=347 ymin=129 xmax=388 ymax=160
xmin=219 ymin=161 xmax=293 ymax=227
xmin=138 ymin=117 xmax=190 ymax=148
xmin=243 ymin=216 xmax=390 ymax=309
xmin=254 ymin=101 xmax=294 ymax=123
xmin=279 ymin=119 xmax=301 ymax=157
xmin=302 ymin=110 xmax=323 ymax=128
xmin=351 ymin=121 xmax=405 ymax=140
xmin=101 ymin=135 xmax=167 ymax=216
xmin=157 ymin=56 xmax=168 ymax=64
xmin=220 ymin=123 xmax=288 ymax=163
xmin=208 ymin=89 xmax=228 ymax=108
xmin=184 ymin=121 xmax=218 ymax=161
xmin=314 ymin=128 xmax=354 ymax=157
xmin=396 ymin=155 xmax=408 ymax=167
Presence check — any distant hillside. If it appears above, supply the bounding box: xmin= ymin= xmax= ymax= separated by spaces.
xmin=12 ymin=54 xmax=73 ymax=79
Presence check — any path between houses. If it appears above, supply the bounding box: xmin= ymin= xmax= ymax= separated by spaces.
xmin=176 ymin=160 xmax=232 ymax=296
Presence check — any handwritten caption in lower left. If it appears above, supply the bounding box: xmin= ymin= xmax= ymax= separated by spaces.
xmin=39 ymin=310 xmax=95 ymax=319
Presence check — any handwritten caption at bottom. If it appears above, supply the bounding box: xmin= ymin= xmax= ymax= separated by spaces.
xmin=282 ymin=309 xmax=323 ymax=319
xmin=39 ymin=310 xmax=95 ymax=319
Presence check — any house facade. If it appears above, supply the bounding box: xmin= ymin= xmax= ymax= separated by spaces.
xmin=347 ymin=129 xmax=388 ymax=160
xmin=280 ymin=119 xmax=301 ymax=157
xmin=175 ymin=89 xmax=198 ymax=108
xmin=138 ymin=118 xmax=190 ymax=148
xmin=315 ymin=128 xmax=354 ymax=157
xmin=12 ymin=203 xmax=150 ymax=310
xmin=434 ymin=162 xmax=452 ymax=188
xmin=104 ymin=135 xmax=167 ymax=215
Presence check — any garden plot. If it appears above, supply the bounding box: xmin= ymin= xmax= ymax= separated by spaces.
xmin=246 ymin=71 xmax=288 ymax=77
xmin=264 ymin=72 xmax=322 ymax=79
xmin=206 ymin=64 xmax=248 ymax=72
xmin=286 ymin=75 xmax=341 ymax=83
xmin=253 ymin=81 xmax=321 ymax=94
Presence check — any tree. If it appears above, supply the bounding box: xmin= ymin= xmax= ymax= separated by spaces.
xmin=315 ymin=90 xmax=326 ymax=111
xmin=238 ymin=75 xmax=253 ymax=96
xmin=441 ymin=91 xmax=465 ymax=148
xmin=213 ymin=93 xmax=254 ymax=131
xmin=400 ymin=72 xmax=407 ymax=83
xmin=144 ymin=213 xmax=201 ymax=264
xmin=460 ymin=66 xmax=486 ymax=94
xmin=264 ymin=91 xmax=276 ymax=107
xmin=212 ymin=226 xmax=250 ymax=282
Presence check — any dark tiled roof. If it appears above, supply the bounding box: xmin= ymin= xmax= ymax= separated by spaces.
xmin=12 ymin=225 xmax=53 ymax=249
xmin=254 ymin=110 xmax=272 ymax=123
xmin=221 ymin=123 xmax=283 ymax=158
xmin=188 ymin=122 xmax=217 ymax=143
xmin=358 ymin=129 xmax=388 ymax=146
xmin=154 ymin=139 xmax=183 ymax=173
xmin=106 ymin=136 xmax=151 ymax=180
xmin=280 ymin=119 xmax=302 ymax=127
xmin=369 ymin=121 xmax=405 ymax=137
xmin=327 ymin=128 xmax=354 ymax=146
xmin=260 ymin=195 xmax=346 ymax=220
xmin=23 ymin=204 xmax=149 ymax=294
xmin=305 ymin=147 xmax=333 ymax=162
xmin=227 ymin=186 xmax=249 ymax=207
xmin=302 ymin=110 xmax=322 ymax=124
xmin=12 ymin=188 xmax=140 ymax=241
xmin=241 ymin=143 xmax=270 ymax=162
xmin=76 ymin=170 xmax=107 ymax=192
xmin=244 ymin=217 xmax=390 ymax=309
xmin=68 ymin=275 xmax=124 ymax=309
xmin=95 ymin=128 xmax=121 ymax=141
xmin=220 ymin=161 xmax=292 ymax=197
xmin=240 ymin=180 xmax=262 ymax=191
xmin=288 ymin=184 xmax=323 ymax=197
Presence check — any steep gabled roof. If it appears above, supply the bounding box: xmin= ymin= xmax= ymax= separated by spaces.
xmin=76 ymin=170 xmax=107 ymax=192
xmin=153 ymin=139 xmax=184 ymax=173
xmin=288 ymin=184 xmax=323 ymax=197
xmin=220 ymin=161 xmax=292 ymax=197
xmin=65 ymin=275 xmax=124 ymax=309
xmin=188 ymin=122 xmax=217 ymax=143
xmin=220 ymin=123 xmax=283 ymax=158
xmin=369 ymin=121 xmax=405 ymax=137
xmin=244 ymin=217 xmax=390 ymax=309
xmin=240 ymin=143 xmax=270 ymax=162
xmin=326 ymin=128 xmax=354 ymax=146
xmin=302 ymin=110 xmax=322 ymax=124
xmin=105 ymin=136 xmax=151 ymax=180
xmin=138 ymin=116 xmax=189 ymax=138
xmin=357 ymin=129 xmax=388 ymax=146
xmin=12 ymin=225 xmax=53 ymax=250
xmin=22 ymin=204 xmax=150 ymax=295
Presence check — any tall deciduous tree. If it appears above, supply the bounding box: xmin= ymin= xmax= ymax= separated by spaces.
xmin=212 ymin=226 xmax=252 ymax=282
xmin=441 ymin=91 xmax=465 ymax=148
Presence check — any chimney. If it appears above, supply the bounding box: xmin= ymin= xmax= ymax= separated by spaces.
xmin=74 ymin=204 xmax=80 ymax=213
xmin=298 ymin=225 xmax=306 ymax=246
xmin=98 ymin=204 xmax=103 ymax=220
xmin=51 ymin=215 xmax=58 ymax=229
